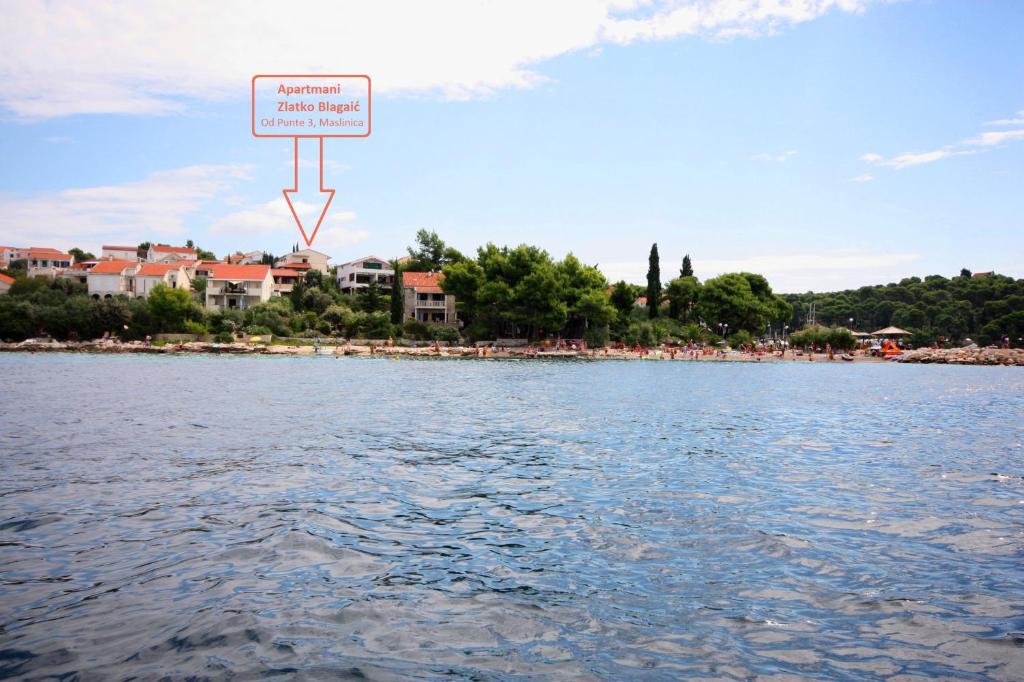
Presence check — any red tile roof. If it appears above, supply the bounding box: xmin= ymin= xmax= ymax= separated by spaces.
xmin=0 ymin=273 xmax=14 ymax=285
xmin=207 ymin=264 xmax=270 ymax=281
xmin=25 ymin=249 xmax=72 ymax=260
xmin=151 ymin=245 xmax=197 ymax=255
xmin=136 ymin=263 xmax=182 ymax=277
xmin=403 ymin=271 xmax=445 ymax=293
xmin=102 ymin=245 xmax=137 ymax=251
xmin=278 ymin=261 xmax=312 ymax=270
xmin=271 ymin=269 xmax=300 ymax=278
xmin=88 ymin=260 xmax=137 ymax=274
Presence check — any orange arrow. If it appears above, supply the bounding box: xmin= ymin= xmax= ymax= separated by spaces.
xmin=283 ymin=137 xmax=335 ymax=247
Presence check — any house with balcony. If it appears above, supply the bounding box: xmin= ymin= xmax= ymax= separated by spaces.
xmin=147 ymin=244 xmax=198 ymax=263
xmin=336 ymin=256 xmax=394 ymax=295
xmin=59 ymin=261 xmax=100 ymax=285
xmin=402 ymin=272 xmax=457 ymax=326
xmin=271 ymin=268 xmax=301 ymax=297
xmin=275 ymin=248 xmax=330 ymax=275
xmin=135 ymin=262 xmax=192 ymax=298
xmin=102 ymin=245 xmax=140 ymax=261
xmin=25 ymin=248 xmax=74 ymax=278
xmin=87 ymin=260 xmax=139 ymax=298
xmin=204 ymin=264 xmax=273 ymax=310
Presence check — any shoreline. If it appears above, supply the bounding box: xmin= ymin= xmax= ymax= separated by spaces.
xmin=0 ymin=339 xmax=945 ymax=364
xmin=2 ymin=340 xmax=1021 ymax=365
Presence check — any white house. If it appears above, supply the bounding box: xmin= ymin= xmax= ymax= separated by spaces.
xmin=101 ymin=245 xmax=140 ymax=261
xmin=134 ymin=262 xmax=192 ymax=298
xmin=0 ymin=273 xmax=13 ymax=294
xmin=336 ymin=255 xmax=394 ymax=295
xmin=204 ymin=264 xmax=273 ymax=310
xmin=59 ymin=261 xmax=99 ymax=285
xmin=25 ymin=248 xmax=74 ymax=278
xmin=227 ymin=250 xmax=264 ymax=265
xmin=147 ymin=244 xmax=198 ymax=263
xmin=275 ymin=248 xmax=330 ymax=275
xmin=87 ymin=260 xmax=139 ymax=298
xmin=0 ymin=246 xmax=16 ymax=267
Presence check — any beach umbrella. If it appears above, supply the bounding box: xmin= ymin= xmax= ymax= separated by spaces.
xmin=871 ymin=326 xmax=911 ymax=336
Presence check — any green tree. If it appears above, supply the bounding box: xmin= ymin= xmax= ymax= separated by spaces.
xmin=357 ymin=279 xmax=387 ymax=313
xmin=610 ymin=281 xmax=635 ymax=320
xmin=696 ymin=272 xmax=790 ymax=335
xmin=147 ymin=283 xmax=194 ymax=332
xmin=390 ymin=261 xmax=404 ymax=324
xmin=646 ymin=243 xmax=661 ymax=319
xmin=192 ymin=276 xmax=207 ymax=299
xmin=406 ymin=229 xmax=464 ymax=271
xmin=68 ymin=247 xmax=95 ymax=262
xmin=680 ymin=254 xmax=693 ymax=278
xmin=665 ymin=276 xmax=701 ymax=321
xmin=322 ymin=304 xmax=356 ymax=335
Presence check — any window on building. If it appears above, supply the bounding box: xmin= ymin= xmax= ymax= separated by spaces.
xmin=363 ymin=261 xmax=382 ymax=270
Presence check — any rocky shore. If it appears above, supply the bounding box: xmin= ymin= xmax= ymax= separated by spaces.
xmin=3 ymin=338 xmax=1020 ymax=365
xmin=0 ymin=338 xmax=802 ymax=361
xmin=897 ymin=347 xmax=1024 ymax=366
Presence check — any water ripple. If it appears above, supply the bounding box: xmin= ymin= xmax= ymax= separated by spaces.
xmin=1 ymin=355 xmax=1022 ymax=679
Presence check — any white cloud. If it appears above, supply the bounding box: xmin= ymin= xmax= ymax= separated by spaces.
xmin=210 ymin=197 xmax=367 ymax=249
xmin=876 ymin=148 xmax=955 ymax=169
xmin=601 ymin=249 xmax=921 ymax=292
xmin=965 ymin=129 xmax=1024 ymax=147
xmin=860 ymin=109 xmax=1024 ymax=173
xmin=0 ymin=164 xmax=250 ymax=249
xmin=850 ymin=173 xmax=874 ymax=182
xmin=984 ymin=110 xmax=1024 ymax=126
xmin=0 ymin=0 xmax=878 ymax=119
xmin=751 ymin=149 xmax=798 ymax=162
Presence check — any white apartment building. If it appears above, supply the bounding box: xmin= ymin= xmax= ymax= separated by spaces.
xmin=101 ymin=245 xmax=140 ymax=261
xmin=204 ymin=264 xmax=273 ymax=310
xmin=87 ymin=260 xmax=139 ymax=298
xmin=24 ymin=248 xmax=74 ymax=278
xmin=275 ymin=248 xmax=330 ymax=275
xmin=336 ymin=255 xmax=394 ymax=295
xmin=147 ymin=244 xmax=198 ymax=263
xmin=134 ymin=263 xmax=192 ymax=298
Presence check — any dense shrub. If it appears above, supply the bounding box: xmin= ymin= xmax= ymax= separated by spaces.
xmin=788 ymin=326 xmax=856 ymax=351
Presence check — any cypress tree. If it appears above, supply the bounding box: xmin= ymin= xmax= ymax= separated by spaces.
xmin=681 ymin=254 xmax=693 ymax=278
xmin=390 ymin=261 xmax=404 ymax=324
xmin=647 ymin=243 xmax=661 ymax=319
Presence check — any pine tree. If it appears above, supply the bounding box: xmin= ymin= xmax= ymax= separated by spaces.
xmin=647 ymin=243 xmax=661 ymax=319
xmin=680 ymin=254 xmax=693 ymax=278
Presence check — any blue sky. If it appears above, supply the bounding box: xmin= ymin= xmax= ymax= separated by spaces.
xmin=0 ymin=0 xmax=1021 ymax=292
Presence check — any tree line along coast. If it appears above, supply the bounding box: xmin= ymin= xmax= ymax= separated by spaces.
xmin=1 ymin=230 xmax=1021 ymax=353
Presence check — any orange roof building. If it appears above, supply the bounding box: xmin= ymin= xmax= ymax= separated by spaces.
xmin=204 ymin=264 xmax=273 ymax=311
xmin=401 ymin=272 xmax=456 ymax=326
